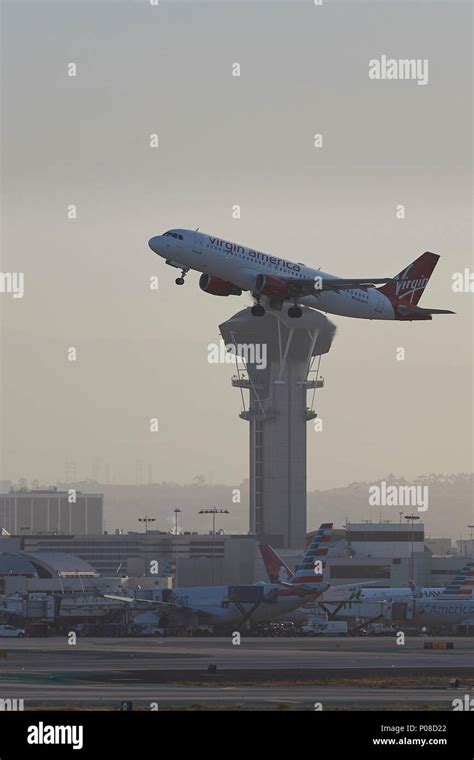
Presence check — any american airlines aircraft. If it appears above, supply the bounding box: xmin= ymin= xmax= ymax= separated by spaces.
xmin=105 ymin=530 xmax=330 ymax=631
xmin=148 ymin=229 xmax=454 ymax=321
xmin=260 ymin=543 xmax=474 ymax=604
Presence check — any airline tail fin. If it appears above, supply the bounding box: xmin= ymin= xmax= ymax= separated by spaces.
xmin=408 ymin=579 xmax=424 ymax=598
xmin=292 ymin=522 xmax=333 ymax=584
xmin=160 ymin=560 xmax=176 ymax=586
xmin=379 ymin=251 xmax=439 ymax=306
xmin=258 ymin=544 xmax=293 ymax=584
xmin=441 ymin=562 xmax=474 ymax=596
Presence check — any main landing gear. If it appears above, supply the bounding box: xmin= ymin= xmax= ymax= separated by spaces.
xmin=251 ymin=294 xmax=303 ymax=318
xmin=251 ymin=303 xmax=265 ymax=317
xmin=288 ymin=304 xmax=302 ymax=318
xmin=175 ymin=268 xmax=188 ymax=285
xmin=251 ymin=301 xmax=303 ymax=318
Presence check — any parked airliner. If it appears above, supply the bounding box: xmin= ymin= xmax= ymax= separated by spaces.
xmin=260 ymin=544 xmax=474 ymax=627
xmin=260 ymin=543 xmax=474 ymax=603
xmin=105 ymin=530 xmax=330 ymax=630
xmin=148 ymin=229 xmax=454 ymax=320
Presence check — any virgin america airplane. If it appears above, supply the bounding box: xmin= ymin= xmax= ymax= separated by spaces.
xmin=148 ymin=229 xmax=454 ymax=320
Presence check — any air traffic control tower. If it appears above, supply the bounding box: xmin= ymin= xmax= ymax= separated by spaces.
xmin=219 ymin=307 xmax=336 ymax=550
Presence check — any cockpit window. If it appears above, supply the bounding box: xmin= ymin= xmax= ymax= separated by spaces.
xmin=163 ymin=231 xmax=184 ymax=240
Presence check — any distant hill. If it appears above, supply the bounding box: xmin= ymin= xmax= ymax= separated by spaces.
xmin=48 ymin=473 xmax=473 ymax=541
xmin=307 ymin=473 xmax=473 ymax=540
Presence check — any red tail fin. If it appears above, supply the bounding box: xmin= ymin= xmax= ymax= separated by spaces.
xmin=259 ymin=544 xmax=293 ymax=583
xmin=379 ymin=252 xmax=439 ymax=306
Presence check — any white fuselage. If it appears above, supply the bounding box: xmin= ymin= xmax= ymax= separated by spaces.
xmin=149 ymin=229 xmax=396 ymax=320
xmin=159 ymin=583 xmax=320 ymax=627
xmin=321 ymin=586 xmax=445 ymax=605
xmin=320 ymin=588 xmax=474 ymax=625
xmin=409 ymin=598 xmax=474 ymax=626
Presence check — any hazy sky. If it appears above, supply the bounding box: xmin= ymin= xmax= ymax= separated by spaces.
xmin=1 ymin=0 xmax=472 ymax=494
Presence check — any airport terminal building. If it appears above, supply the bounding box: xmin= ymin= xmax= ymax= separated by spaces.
xmin=0 ymin=518 xmax=471 ymax=634
xmin=0 ymin=488 xmax=103 ymax=535
xmin=0 ymin=518 xmax=469 ymax=590
xmin=0 ymin=488 xmax=470 ymax=590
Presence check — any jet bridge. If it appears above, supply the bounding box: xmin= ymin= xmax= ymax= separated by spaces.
xmin=222 ymin=584 xmax=278 ymax=630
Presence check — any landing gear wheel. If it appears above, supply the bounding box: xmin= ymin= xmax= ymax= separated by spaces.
xmin=288 ymin=305 xmax=302 ymax=318
xmin=251 ymin=304 xmax=265 ymax=317
xmin=175 ymin=268 xmax=188 ymax=285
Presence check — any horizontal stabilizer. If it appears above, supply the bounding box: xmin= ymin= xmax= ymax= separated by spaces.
xmin=397 ymin=304 xmax=455 ymax=319
xmin=320 ymin=277 xmax=392 ymax=291
xmin=278 ymin=581 xmax=328 ymax=596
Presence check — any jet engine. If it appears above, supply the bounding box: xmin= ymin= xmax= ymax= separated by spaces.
xmin=199 ymin=273 xmax=242 ymax=297
xmin=255 ymin=273 xmax=290 ymax=298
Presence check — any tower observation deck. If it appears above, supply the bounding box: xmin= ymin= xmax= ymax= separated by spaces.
xmin=219 ymin=306 xmax=336 ymax=550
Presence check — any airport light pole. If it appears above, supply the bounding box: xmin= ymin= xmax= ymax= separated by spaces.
xmin=173 ymin=508 xmax=181 ymax=587
xmin=467 ymin=525 xmax=474 ymax=558
xmin=404 ymin=515 xmax=420 ymax=583
xmin=199 ymin=509 xmax=229 ymax=584
xmin=19 ymin=526 xmax=31 ymax=547
xmin=138 ymin=516 xmax=156 ymax=577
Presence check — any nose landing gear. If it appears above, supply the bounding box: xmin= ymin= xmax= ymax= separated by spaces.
xmin=175 ymin=268 xmax=188 ymax=285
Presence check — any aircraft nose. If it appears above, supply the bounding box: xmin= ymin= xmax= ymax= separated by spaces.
xmin=148 ymin=235 xmax=162 ymax=253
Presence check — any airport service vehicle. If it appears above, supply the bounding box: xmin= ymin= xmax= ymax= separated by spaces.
xmin=131 ymin=624 xmax=165 ymax=637
xmin=148 ymin=229 xmax=453 ymax=321
xmin=365 ymin=624 xmax=399 ymax=637
xmin=105 ymin=531 xmax=331 ymax=630
xmin=301 ymin=619 xmax=348 ymax=636
xmin=0 ymin=624 xmax=25 ymax=638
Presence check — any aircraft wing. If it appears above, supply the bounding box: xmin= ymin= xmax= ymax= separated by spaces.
xmin=104 ymin=594 xmax=179 ymax=609
xmin=283 ymin=276 xmax=392 ymax=296
xmin=103 ymin=594 xmax=229 ymax=619
xmin=183 ymin=606 xmax=230 ymax=620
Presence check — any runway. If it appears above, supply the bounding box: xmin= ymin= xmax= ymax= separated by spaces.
xmin=0 ymin=637 xmax=471 ymax=709
xmin=1 ymin=635 xmax=473 ymax=670
xmin=0 ymin=683 xmax=465 ymax=709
